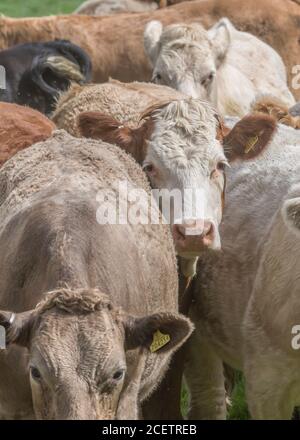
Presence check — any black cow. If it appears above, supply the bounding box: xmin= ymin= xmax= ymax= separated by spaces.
xmin=0 ymin=40 xmax=92 ymax=115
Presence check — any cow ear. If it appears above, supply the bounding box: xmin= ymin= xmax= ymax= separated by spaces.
xmin=77 ymin=111 xmax=149 ymax=164
xmin=223 ymin=114 xmax=277 ymax=162
xmin=0 ymin=310 xmax=36 ymax=348
xmin=123 ymin=312 xmax=194 ymax=355
xmin=208 ymin=18 xmax=232 ymax=66
xmin=144 ymin=20 xmax=163 ymax=66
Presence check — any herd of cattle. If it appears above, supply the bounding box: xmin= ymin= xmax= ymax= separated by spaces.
xmin=0 ymin=0 xmax=299 ymax=420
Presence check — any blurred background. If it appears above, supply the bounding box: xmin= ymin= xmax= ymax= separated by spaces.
xmin=0 ymin=1 xmax=82 ymax=16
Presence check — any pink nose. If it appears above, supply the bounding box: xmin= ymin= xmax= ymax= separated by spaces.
xmin=172 ymin=219 xmax=215 ymax=255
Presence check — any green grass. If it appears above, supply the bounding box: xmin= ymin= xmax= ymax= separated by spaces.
xmin=227 ymin=373 xmax=250 ymax=420
xmin=0 ymin=0 xmax=82 ymax=17
xmin=181 ymin=373 xmax=250 ymax=420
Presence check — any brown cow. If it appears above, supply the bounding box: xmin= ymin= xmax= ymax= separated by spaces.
xmin=0 ymin=0 xmax=299 ymax=99
xmin=0 ymin=130 xmax=192 ymax=419
xmin=0 ymin=102 xmax=55 ymax=167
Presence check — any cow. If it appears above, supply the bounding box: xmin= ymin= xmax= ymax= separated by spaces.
xmin=184 ymin=120 xmax=300 ymax=419
xmin=144 ymin=18 xmax=295 ymax=116
xmin=0 ymin=0 xmax=299 ymax=99
xmin=0 ymin=129 xmax=193 ymax=419
xmin=0 ymin=102 xmax=55 ymax=167
xmin=0 ymin=40 xmax=92 ymax=115
xmin=52 ymin=80 xmax=277 ymax=276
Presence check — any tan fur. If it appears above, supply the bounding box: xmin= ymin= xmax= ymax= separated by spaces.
xmin=0 ymin=130 xmax=193 ymax=419
xmin=252 ymin=96 xmax=300 ymax=129
xmin=0 ymin=0 xmax=299 ymax=99
xmin=52 ymin=80 xmax=183 ymax=136
xmin=0 ymin=102 xmax=55 ymax=167
xmin=45 ymin=56 xmax=84 ymax=82
xmin=36 ymin=288 xmax=112 ymax=315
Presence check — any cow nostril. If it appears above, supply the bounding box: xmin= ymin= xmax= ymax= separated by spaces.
xmin=202 ymin=222 xmax=215 ymax=245
xmin=174 ymin=220 xmax=214 ymax=241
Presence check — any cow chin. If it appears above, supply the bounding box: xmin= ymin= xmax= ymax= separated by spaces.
xmin=174 ymin=233 xmax=221 ymax=257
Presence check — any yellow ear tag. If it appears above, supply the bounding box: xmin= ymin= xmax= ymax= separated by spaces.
xmin=245 ymin=135 xmax=259 ymax=154
xmin=150 ymin=330 xmax=171 ymax=353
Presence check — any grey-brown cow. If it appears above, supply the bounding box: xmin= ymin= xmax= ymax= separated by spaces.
xmin=0 ymin=130 xmax=192 ymax=420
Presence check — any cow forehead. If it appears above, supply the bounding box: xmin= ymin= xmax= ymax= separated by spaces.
xmin=146 ymin=99 xmax=224 ymax=170
xmin=159 ymin=43 xmax=212 ymax=73
xmin=160 ymin=23 xmax=209 ymax=48
xmin=158 ymin=24 xmax=212 ymax=66
xmin=32 ymin=310 xmax=123 ymax=374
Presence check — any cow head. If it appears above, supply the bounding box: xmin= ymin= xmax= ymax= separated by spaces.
xmin=77 ymin=98 xmax=276 ymax=275
xmin=144 ymin=18 xmax=233 ymax=102
xmin=0 ymin=288 xmax=192 ymax=419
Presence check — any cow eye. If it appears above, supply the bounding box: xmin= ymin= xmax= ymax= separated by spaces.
xmin=143 ymin=164 xmax=154 ymax=174
xmin=208 ymin=72 xmax=214 ymax=82
xmin=112 ymin=369 xmax=125 ymax=381
xmin=201 ymin=72 xmax=215 ymax=87
xmin=30 ymin=366 xmax=42 ymax=381
xmin=217 ymin=162 xmax=227 ymax=171
xmin=153 ymin=73 xmax=162 ymax=83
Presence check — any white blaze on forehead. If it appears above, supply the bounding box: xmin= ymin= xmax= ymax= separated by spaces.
xmin=144 ymin=98 xmax=225 ymax=173
xmin=144 ymin=98 xmax=226 ymax=244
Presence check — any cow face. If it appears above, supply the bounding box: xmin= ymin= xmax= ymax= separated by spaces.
xmin=0 ymin=289 xmax=192 ymax=420
xmin=78 ymin=99 xmax=276 ymax=265
xmin=144 ymin=19 xmax=232 ymax=102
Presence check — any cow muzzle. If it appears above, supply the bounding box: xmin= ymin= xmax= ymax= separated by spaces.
xmin=172 ymin=218 xmax=220 ymax=256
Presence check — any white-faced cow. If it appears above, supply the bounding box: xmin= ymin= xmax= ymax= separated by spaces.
xmin=144 ymin=18 xmax=295 ymax=116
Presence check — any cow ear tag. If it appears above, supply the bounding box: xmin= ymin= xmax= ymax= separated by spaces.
xmin=150 ymin=330 xmax=170 ymax=353
xmin=245 ymin=135 xmax=259 ymax=154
